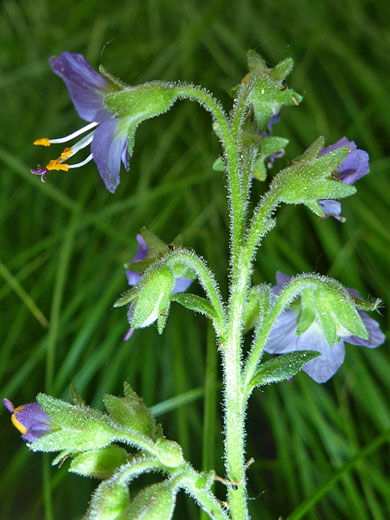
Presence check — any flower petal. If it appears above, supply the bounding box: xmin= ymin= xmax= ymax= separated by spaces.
xmin=345 ymin=311 xmax=385 ymax=348
xmin=91 ymin=118 xmax=129 ymax=193
xmin=299 ymin=333 xmax=346 ymax=383
xmin=264 ymin=309 xmax=300 ymax=354
xmin=336 ymin=149 xmax=369 ymax=185
xmin=172 ymin=277 xmax=193 ymax=294
xmin=49 ymin=52 xmax=111 ymax=123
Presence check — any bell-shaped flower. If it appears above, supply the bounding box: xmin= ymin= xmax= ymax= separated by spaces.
xmin=32 ymin=52 xmax=178 ymax=193
xmin=264 ymin=272 xmax=385 ymax=383
xmin=3 ymin=398 xmax=54 ymax=443
xmin=318 ymin=137 xmax=369 ymax=221
xmin=124 ymin=233 xmax=193 ymax=340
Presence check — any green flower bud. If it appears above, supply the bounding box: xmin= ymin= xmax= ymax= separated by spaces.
xmin=131 ymin=264 xmax=175 ymax=333
xmin=155 ymin=438 xmax=184 ymax=468
xmin=69 ymin=445 xmax=128 ymax=479
xmin=126 ymin=481 xmax=176 ymax=520
xmin=88 ymin=479 xmax=129 ymax=520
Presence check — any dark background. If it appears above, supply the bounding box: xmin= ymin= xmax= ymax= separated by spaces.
xmin=0 ymin=0 xmax=388 ymax=518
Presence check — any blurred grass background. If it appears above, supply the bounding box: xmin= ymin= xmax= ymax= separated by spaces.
xmin=0 ymin=0 xmax=389 ymax=518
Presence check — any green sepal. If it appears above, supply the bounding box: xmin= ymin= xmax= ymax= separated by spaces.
xmin=126 ymin=480 xmax=177 ymax=520
xmin=212 ymin=156 xmax=226 ymax=172
xmin=268 ymin=57 xmax=294 ymax=82
xmin=314 ymin=287 xmax=368 ymax=341
xmin=262 ymin=136 xmax=289 ymax=157
xmin=69 ymin=383 xmax=86 ymax=406
xmin=247 ymin=50 xmax=267 ymax=73
xmin=113 ymin=286 xmax=138 ymax=308
xmin=155 ymin=438 xmax=184 ymax=468
xmin=250 ymin=351 xmax=320 ymax=387
xmin=170 ymin=293 xmax=217 ymax=320
xmin=104 ymin=81 xmax=178 ymax=120
xmin=253 ymin=158 xmax=267 ymax=181
xmin=69 ymin=445 xmax=129 ymax=479
xmin=99 ymin=65 xmax=129 ymax=90
xmin=104 ymin=383 xmax=160 ymax=441
xmin=243 ymin=284 xmax=273 ymax=333
xmin=131 ymin=264 xmax=175 ymax=332
xmin=296 ymin=291 xmax=316 ymax=335
xmin=275 ymin=143 xmax=357 ymax=216
xmin=31 ymin=394 xmax=118 ymax=453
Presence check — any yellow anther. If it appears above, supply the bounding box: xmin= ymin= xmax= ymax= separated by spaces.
xmin=11 ymin=406 xmax=28 ymax=434
xmin=60 ymin=147 xmax=73 ymax=160
xmin=46 ymin=160 xmax=69 ymax=172
xmin=242 ymin=75 xmax=248 ymax=84
xmin=33 ymin=137 xmax=51 ymax=147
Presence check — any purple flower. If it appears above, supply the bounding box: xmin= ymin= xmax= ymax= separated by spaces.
xmin=124 ymin=235 xmax=192 ymax=340
xmin=264 ymin=272 xmax=385 ymax=383
xmin=3 ymin=398 xmax=53 ymax=443
xmin=318 ymin=137 xmax=369 ymax=221
xmin=32 ymin=52 xmax=130 ymax=193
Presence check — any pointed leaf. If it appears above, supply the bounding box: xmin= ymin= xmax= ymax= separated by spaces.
xmin=170 ymin=293 xmax=217 ymax=320
xmin=250 ymin=351 xmax=320 ymax=387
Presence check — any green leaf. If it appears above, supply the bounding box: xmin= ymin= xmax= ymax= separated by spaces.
xmin=250 ymin=351 xmax=321 ymax=387
xmin=170 ymin=293 xmax=217 ymax=320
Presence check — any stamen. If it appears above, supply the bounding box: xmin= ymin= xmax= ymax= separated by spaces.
xmin=46 ymin=160 xmax=69 ymax=172
xmin=61 ymin=132 xmax=94 ymax=161
xmin=60 ymin=148 xmax=73 ymax=160
xmin=67 ymin=153 xmax=93 ymax=169
xmin=48 ymin=122 xmax=98 ymax=144
xmin=33 ymin=137 xmax=51 ymax=147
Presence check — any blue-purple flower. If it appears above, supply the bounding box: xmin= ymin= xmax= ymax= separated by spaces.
xmin=264 ymin=272 xmax=385 ymax=383
xmin=124 ymin=234 xmax=193 ymax=340
xmin=32 ymin=52 xmax=130 ymax=193
xmin=318 ymin=137 xmax=369 ymax=221
xmin=3 ymin=398 xmax=53 ymax=442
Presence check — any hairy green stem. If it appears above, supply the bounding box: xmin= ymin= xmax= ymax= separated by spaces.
xmin=173 ymin=85 xmax=244 ymax=265
xmin=164 ymin=250 xmax=226 ymax=335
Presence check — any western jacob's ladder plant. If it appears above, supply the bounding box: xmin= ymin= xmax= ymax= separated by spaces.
xmin=4 ymin=50 xmax=385 ymax=520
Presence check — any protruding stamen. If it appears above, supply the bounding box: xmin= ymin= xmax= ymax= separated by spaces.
xmin=46 ymin=160 xmax=69 ymax=172
xmin=41 ymin=122 xmax=98 ymax=145
xmin=34 ymin=137 xmax=51 ymax=147
xmin=67 ymin=153 xmax=93 ymax=169
xmin=60 ymin=147 xmax=73 ymax=160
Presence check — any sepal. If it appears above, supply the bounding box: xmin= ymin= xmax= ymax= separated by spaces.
xmin=243 ymin=284 xmax=273 ymax=332
xmin=126 ymin=480 xmax=177 ymax=520
xmin=104 ymin=382 xmax=160 ymax=440
xmin=31 ymin=394 xmax=118 ymax=453
xmin=313 ymin=285 xmax=369 ymax=345
xmin=69 ymin=445 xmax=129 ymax=479
xmin=131 ymin=264 xmax=175 ymax=333
xmin=274 ymin=140 xmax=356 ymax=216
xmin=249 ymin=351 xmax=320 ymax=388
